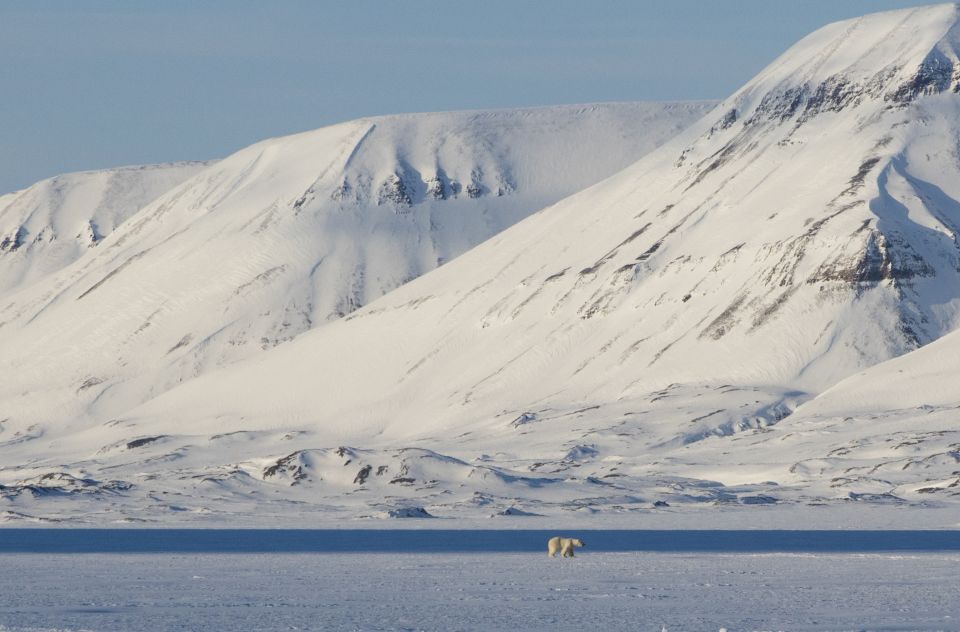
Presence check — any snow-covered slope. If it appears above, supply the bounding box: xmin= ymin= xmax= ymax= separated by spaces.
xmin=0 ymin=101 xmax=714 ymax=522
xmin=709 ymin=321 xmax=960 ymax=504
xmin=0 ymin=162 xmax=209 ymax=293
xmin=7 ymin=5 xmax=960 ymax=525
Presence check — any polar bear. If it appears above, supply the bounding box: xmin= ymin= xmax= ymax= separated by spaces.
xmin=547 ymin=536 xmax=585 ymax=557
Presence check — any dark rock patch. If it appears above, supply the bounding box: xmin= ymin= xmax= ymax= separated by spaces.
xmin=126 ymin=436 xmax=166 ymax=450
xmin=353 ymin=464 xmax=372 ymax=485
xmin=263 ymin=451 xmax=309 ymax=484
xmin=386 ymin=506 xmax=433 ymax=518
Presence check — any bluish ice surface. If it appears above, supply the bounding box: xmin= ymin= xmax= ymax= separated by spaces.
xmin=1 ymin=529 xmax=958 ymax=553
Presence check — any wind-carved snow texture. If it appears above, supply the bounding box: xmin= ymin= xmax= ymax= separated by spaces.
xmin=9 ymin=6 xmax=960 ymax=526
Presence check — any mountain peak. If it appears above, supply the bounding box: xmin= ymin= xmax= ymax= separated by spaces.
xmin=716 ymin=4 xmax=960 ymax=131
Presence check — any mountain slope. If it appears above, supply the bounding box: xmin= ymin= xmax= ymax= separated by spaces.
xmin=0 ymin=102 xmax=712 ymax=498
xmin=0 ymin=162 xmax=209 ymax=293
xmin=707 ymin=319 xmax=960 ymax=502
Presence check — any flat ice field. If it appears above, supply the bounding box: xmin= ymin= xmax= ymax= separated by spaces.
xmin=0 ymin=532 xmax=958 ymax=632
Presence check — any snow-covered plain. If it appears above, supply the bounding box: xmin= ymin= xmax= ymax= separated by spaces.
xmin=0 ymin=550 xmax=957 ymax=631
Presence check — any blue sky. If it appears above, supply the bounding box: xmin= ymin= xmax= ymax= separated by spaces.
xmin=0 ymin=0 xmax=930 ymax=193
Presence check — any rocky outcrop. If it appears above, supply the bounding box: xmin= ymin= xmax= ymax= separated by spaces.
xmin=333 ymin=167 xmax=516 ymax=210
xmin=0 ymin=472 xmax=132 ymax=498
xmin=0 ymin=226 xmax=28 ymax=252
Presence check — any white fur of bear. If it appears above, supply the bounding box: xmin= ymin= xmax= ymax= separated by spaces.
xmin=547 ymin=536 xmax=585 ymax=557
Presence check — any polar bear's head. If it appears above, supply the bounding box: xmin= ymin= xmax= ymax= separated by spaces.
xmin=571 ymin=538 xmax=585 ymax=548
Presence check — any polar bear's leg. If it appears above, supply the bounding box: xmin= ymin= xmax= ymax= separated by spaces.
xmin=561 ymin=540 xmax=574 ymax=557
xmin=547 ymin=536 xmax=561 ymax=557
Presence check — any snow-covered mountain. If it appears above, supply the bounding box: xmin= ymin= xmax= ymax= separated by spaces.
xmin=0 ymin=162 xmax=209 ymax=293
xmin=6 ymin=5 xmax=960 ymax=525
xmin=0 ymin=102 xmax=716 ymax=521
